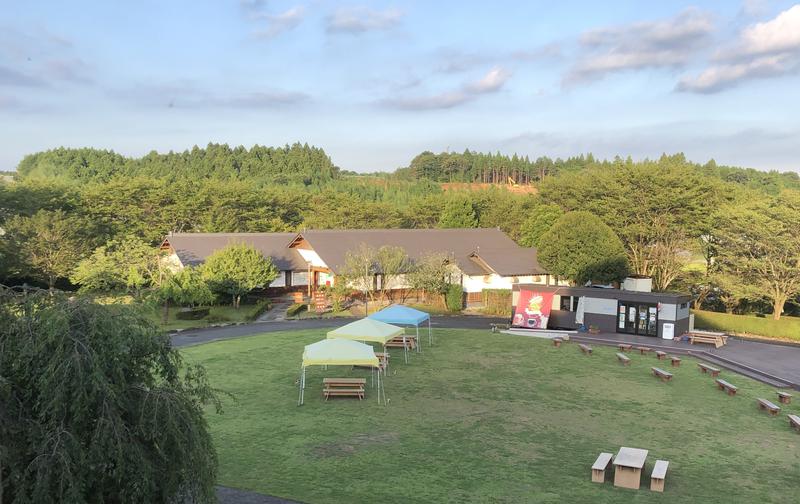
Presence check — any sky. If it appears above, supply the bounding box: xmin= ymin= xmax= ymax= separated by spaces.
xmin=1 ymin=0 xmax=800 ymax=173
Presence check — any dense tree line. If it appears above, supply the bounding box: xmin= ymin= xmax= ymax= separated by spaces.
xmin=2 ymin=145 xmax=798 ymax=319
xmin=16 ymin=143 xmax=339 ymax=186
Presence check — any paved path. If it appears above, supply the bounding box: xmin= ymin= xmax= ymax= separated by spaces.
xmin=171 ymin=315 xmax=507 ymax=348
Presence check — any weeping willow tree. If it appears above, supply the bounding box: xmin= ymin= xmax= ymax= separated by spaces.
xmin=0 ymin=287 xmax=223 ymax=503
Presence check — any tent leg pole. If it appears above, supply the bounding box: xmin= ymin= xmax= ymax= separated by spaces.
xmin=428 ymin=319 xmax=432 ymax=346
xmin=403 ymin=335 xmax=408 ymax=364
xmin=416 ymin=326 xmax=421 ymax=353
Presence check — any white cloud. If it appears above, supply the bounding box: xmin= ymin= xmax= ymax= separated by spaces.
xmin=381 ymin=66 xmax=510 ymax=110
xmin=326 ymin=7 xmax=403 ymax=34
xmin=678 ymin=5 xmax=800 ymax=93
xmin=465 ymin=67 xmax=511 ymax=93
xmin=739 ymin=4 xmax=800 ymax=55
xmin=565 ymin=8 xmax=714 ymax=85
xmin=254 ymin=6 xmax=306 ymax=38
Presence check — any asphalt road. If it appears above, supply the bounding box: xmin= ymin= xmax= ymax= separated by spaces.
xmin=171 ymin=315 xmax=508 ymax=348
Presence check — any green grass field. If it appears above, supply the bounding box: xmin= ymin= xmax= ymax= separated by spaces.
xmin=181 ymin=329 xmax=800 ymax=504
xmin=693 ymin=309 xmax=800 ymax=342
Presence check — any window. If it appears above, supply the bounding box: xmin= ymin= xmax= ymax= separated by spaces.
xmin=679 ymin=302 xmax=688 ymax=309
xmin=559 ymin=296 xmax=580 ymax=312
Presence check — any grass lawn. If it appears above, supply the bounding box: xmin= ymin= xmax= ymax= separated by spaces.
xmin=181 ymin=329 xmax=800 ymax=504
xmin=693 ymin=309 xmax=800 ymax=343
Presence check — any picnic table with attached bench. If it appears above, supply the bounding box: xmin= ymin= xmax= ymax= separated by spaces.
xmin=591 ymin=452 xmax=613 ymax=483
xmin=687 ymin=331 xmax=729 ymax=348
xmin=613 ymin=447 xmax=649 ymax=489
xmin=789 ymin=414 xmax=800 ymax=433
xmin=616 ymin=352 xmax=631 ymax=366
xmin=650 ymin=460 xmax=669 ymax=492
xmin=579 ymin=343 xmax=592 ymax=355
xmin=777 ymin=391 xmax=792 ymax=404
xmin=323 ymin=378 xmax=366 ymax=401
xmin=385 ymin=335 xmax=416 ymax=350
xmin=716 ymin=378 xmax=738 ymax=396
xmin=757 ymin=397 xmax=781 ymax=416
xmin=697 ymin=363 xmax=720 ymax=377
xmin=651 ymin=367 xmax=673 ymax=382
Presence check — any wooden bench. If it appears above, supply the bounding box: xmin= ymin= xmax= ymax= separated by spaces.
xmin=688 ymin=332 xmax=728 ymax=348
xmin=777 ymin=391 xmax=792 ymax=404
xmin=637 ymin=346 xmax=652 ymax=355
xmin=618 ymin=344 xmax=632 ymax=352
xmin=757 ymin=398 xmax=781 ymax=416
xmin=697 ymin=363 xmax=720 ymax=377
xmin=385 ymin=336 xmax=416 ymax=350
xmin=670 ymin=356 xmax=681 ymax=367
xmin=716 ymin=378 xmax=738 ymax=396
xmin=655 ymin=350 xmax=667 ymax=360
xmin=323 ymin=378 xmax=366 ymax=401
xmin=553 ymin=337 xmax=563 ymax=347
xmin=591 ymin=452 xmax=613 ymax=483
xmin=616 ymin=352 xmax=631 ymax=366
xmin=579 ymin=343 xmax=592 ymax=355
xmin=789 ymin=414 xmax=800 ymax=433
xmin=651 ymin=367 xmax=673 ymax=382
xmin=650 ymin=460 xmax=669 ymax=492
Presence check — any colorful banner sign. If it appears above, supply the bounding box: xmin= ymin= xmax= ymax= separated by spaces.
xmin=512 ymin=290 xmax=554 ymax=329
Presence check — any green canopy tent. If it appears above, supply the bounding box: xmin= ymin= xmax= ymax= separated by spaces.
xmin=327 ymin=318 xmax=408 ymax=364
xmin=298 ymin=338 xmax=385 ymax=405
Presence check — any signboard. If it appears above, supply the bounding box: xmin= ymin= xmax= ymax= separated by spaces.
xmin=314 ymin=291 xmax=327 ymax=314
xmin=512 ymin=290 xmax=554 ymax=329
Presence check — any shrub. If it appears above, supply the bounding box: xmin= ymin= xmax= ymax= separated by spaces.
xmin=445 ymin=284 xmax=463 ymax=312
xmin=205 ymin=313 xmax=231 ymax=324
xmin=286 ymin=303 xmax=307 ymax=317
xmin=175 ymin=307 xmax=211 ymax=320
xmin=247 ymin=300 xmax=273 ymax=321
xmin=482 ymin=289 xmax=511 ymax=316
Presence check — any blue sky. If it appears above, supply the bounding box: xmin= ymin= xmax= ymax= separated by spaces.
xmin=2 ymin=0 xmax=799 ymax=172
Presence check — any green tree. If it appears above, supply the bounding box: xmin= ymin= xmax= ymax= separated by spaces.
xmin=438 ymin=196 xmax=478 ymax=228
xmin=70 ymin=236 xmax=161 ymax=293
xmin=3 ymin=209 xmax=94 ymax=288
xmin=538 ymin=211 xmax=629 ymax=285
xmin=339 ymin=243 xmax=379 ymax=308
xmin=155 ymin=266 xmax=215 ymax=322
xmin=374 ymin=245 xmax=412 ymax=302
xmin=201 ymin=243 xmax=278 ymax=308
xmin=0 ymin=288 xmax=221 ymax=503
xmin=715 ymin=191 xmax=800 ymax=320
xmin=519 ymin=203 xmax=564 ymax=247
xmin=406 ymin=252 xmax=453 ymax=304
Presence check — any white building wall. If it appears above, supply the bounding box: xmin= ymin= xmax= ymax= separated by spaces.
xmin=295 ymin=248 xmax=327 ymax=268
xmin=462 ymin=274 xmax=547 ymax=293
xmin=676 ymin=303 xmax=690 ymax=320
xmin=583 ymin=297 xmax=618 ymax=316
xmin=659 ymin=303 xmax=677 ymax=321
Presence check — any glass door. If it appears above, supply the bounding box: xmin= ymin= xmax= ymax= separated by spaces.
xmin=617 ymin=301 xmax=658 ymax=336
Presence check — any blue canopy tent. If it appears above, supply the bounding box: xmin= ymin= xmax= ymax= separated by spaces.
xmin=369 ymin=305 xmax=432 ymax=355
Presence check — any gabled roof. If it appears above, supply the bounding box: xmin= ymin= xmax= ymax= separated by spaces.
xmin=162 ymin=232 xmax=307 ymax=271
xmin=468 ymin=247 xmax=547 ymax=276
xmin=293 ymin=228 xmax=542 ymax=276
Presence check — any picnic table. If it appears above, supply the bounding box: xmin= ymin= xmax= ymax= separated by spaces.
xmin=323 ymin=378 xmax=366 ymax=401
xmin=687 ymin=331 xmax=729 ymax=348
xmin=613 ymin=447 xmax=649 ymax=489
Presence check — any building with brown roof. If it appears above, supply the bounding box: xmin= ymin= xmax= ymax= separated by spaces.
xmin=161 ymin=228 xmax=555 ymax=300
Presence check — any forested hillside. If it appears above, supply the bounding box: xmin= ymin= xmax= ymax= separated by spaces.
xmin=2 ymin=145 xmax=799 ymax=320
